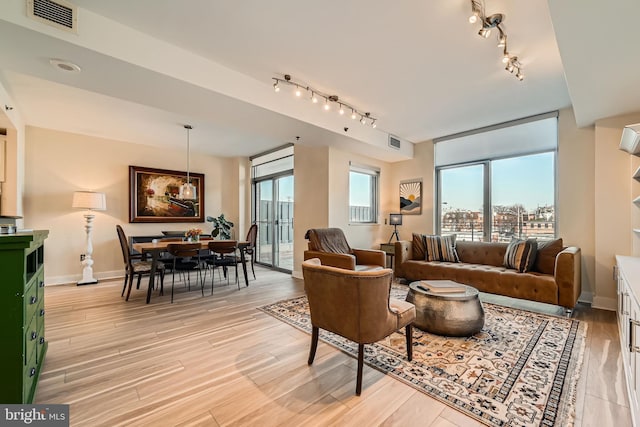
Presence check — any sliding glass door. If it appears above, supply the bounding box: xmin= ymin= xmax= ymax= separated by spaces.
xmin=255 ymin=174 xmax=294 ymax=272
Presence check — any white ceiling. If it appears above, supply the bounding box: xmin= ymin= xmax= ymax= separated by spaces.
xmin=0 ymin=0 xmax=638 ymax=160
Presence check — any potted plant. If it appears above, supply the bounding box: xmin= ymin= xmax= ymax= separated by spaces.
xmin=206 ymin=213 xmax=234 ymax=239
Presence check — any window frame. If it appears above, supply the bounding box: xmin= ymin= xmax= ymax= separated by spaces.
xmin=435 ymin=150 xmax=557 ymax=241
xmin=348 ymin=163 xmax=380 ymax=224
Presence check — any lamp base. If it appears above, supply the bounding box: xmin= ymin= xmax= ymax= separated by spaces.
xmin=77 ymin=279 xmax=98 ymax=286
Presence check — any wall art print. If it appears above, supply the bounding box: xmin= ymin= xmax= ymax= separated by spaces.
xmin=400 ymin=179 xmax=422 ymax=215
xmin=129 ymin=166 xmax=205 ymax=223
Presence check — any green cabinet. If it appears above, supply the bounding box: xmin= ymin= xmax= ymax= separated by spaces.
xmin=0 ymin=230 xmax=48 ymax=403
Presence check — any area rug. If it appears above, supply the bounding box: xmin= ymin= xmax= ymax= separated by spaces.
xmin=258 ymin=285 xmax=587 ymax=427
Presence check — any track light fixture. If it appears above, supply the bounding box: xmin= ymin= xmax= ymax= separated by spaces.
xmin=468 ymin=0 xmax=524 ymax=81
xmin=272 ymin=74 xmax=378 ymax=128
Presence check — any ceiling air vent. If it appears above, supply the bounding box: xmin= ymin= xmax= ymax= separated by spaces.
xmin=388 ymin=135 xmax=401 ymax=150
xmin=27 ymin=0 xmax=77 ymax=33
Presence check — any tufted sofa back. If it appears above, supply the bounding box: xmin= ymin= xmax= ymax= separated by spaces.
xmin=455 ymin=241 xmax=507 ymax=267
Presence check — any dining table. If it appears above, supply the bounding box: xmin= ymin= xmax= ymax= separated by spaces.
xmin=132 ymin=239 xmax=250 ymax=303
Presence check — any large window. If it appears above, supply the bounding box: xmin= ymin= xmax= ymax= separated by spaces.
xmin=349 ymin=163 xmax=379 ymax=223
xmin=436 ymin=113 xmax=557 ymax=242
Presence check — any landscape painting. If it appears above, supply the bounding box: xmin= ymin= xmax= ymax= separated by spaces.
xmin=400 ymin=179 xmax=422 ymax=215
xmin=129 ymin=166 xmax=205 ymax=223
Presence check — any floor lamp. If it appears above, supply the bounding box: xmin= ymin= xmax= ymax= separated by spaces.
xmin=72 ymin=191 xmax=106 ymax=285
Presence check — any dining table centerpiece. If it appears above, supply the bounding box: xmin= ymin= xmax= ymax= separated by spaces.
xmin=185 ymin=227 xmax=203 ymax=242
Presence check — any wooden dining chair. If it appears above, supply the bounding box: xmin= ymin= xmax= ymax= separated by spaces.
xmin=166 ymin=242 xmax=204 ymax=303
xmin=243 ymin=224 xmax=258 ymax=279
xmin=206 ymin=240 xmax=242 ymax=290
xmin=116 ymin=225 xmax=165 ymax=301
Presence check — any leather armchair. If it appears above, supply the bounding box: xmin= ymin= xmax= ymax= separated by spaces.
xmin=302 ymin=258 xmax=416 ymax=395
xmin=303 ymin=228 xmax=385 ymax=271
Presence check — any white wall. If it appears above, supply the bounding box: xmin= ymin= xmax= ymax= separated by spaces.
xmin=593 ymin=112 xmax=640 ymax=309
xmin=24 ymin=126 xmax=240 ymax=284
xmin=557 ymin=108 xmax=596 ymax=304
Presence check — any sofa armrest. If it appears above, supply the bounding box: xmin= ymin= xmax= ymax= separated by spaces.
xmin=304 ymin=250 xmax=356 ymax=270
xmin=555 ymin=246 xmax=581 ymax=309
xmin=394 ymin=241 xmax=412 ymax=278
xmin=352 ymin=249 xmax=386 ymax=267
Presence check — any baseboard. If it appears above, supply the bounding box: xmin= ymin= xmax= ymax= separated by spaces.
xmin=592 ymin=295 xmax=617 ymax=311
xmin=291 ymin=270 xmax=303 ymax=280
xmin=46 ymin=270 xmax=124 ymax=286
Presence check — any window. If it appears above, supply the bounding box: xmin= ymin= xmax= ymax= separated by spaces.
xmin=436 ymin=113 xmax=557 ymax=242
xmin=349 ymin=163 xmax=379 ymax=223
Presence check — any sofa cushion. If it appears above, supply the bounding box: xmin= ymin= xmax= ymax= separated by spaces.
xmin=534 ymin=238 xmax=563 ymax=275
xmin=504 ymin=238 xmax=538 ymax=273
xmin=424 ymin=234 xmax=459 ymax=263
xmin=412 ymin=233 xmax=426 ymax=260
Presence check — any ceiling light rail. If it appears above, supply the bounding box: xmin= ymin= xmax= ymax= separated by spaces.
xmin=468 ymin=0 xmax=524 ymax=81
xmin=272 ymin=74 xmax=378 ymax=128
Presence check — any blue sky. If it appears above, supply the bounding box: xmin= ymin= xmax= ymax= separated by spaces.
xmin=440 ymin=152 xmax=554 ymax=211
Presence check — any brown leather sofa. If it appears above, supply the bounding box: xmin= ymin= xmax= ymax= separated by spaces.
xmin=394 ymin=239 xmax=581 ymax=311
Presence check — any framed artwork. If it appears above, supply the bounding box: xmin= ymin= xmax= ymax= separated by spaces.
xmin=129 ymin=166 xmax=205 ymax=223
xmin=400 ymin=179 xmax=422 ymax=215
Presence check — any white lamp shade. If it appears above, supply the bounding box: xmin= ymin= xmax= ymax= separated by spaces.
xmin=72 ymin=191 xmax=106 ymax=210
xmin=178 ymin=183 xmax=197 ymax=200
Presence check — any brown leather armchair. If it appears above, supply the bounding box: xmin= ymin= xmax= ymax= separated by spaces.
xmin=303 ymin=228 xmax=386 ymax=271
xmin=302 ymin=258 xmax=416 ymax=395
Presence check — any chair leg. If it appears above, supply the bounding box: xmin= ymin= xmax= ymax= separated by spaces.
xmin=121 ymin=273 xmax=129 ymax=297
xmin=125 ymin=273 xmax=135 ymax=301
xmin=405 ymin=325 xmax=413 ymax=361
xmin=171 ymin=260 xmax=177 ymax=303
xmin=159 ymin=269 xmax=165 ymax=296
xmin=356 ymin=343 xmax=364 ymax=396
xmin=308 ymin=326 xmax=319 ymax=365
xmin=251 ymin=251 xmax=255 ymax=279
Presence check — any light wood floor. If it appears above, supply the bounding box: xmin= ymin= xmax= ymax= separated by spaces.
xmin=36 ymin=267 xmax=632 ymax=427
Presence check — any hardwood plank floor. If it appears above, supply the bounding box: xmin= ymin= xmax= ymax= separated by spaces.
xmin=36 ymin=267 xmax=632 ymax=426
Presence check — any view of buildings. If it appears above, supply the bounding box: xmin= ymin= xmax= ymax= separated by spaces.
xmin=441 ymin=204 xmax=555 ymax=242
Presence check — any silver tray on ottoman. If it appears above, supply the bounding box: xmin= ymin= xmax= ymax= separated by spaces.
xmin=406 ymin=281 xmax=485 ymax=336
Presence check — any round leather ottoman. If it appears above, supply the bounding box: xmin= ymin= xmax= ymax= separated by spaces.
xmin=406 ymin=281 xmax=485 ymax=336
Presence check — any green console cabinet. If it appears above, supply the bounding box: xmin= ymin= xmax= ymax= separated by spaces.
xmin=0 ymin=230 xmax=48 ymax=403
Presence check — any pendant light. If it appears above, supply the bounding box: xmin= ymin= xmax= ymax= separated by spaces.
xmin=178 ymin=124 xmax=197 ymax=200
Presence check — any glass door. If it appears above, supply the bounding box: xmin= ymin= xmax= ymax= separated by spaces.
xmin=255 ymin=174 xmax=294 ymax=272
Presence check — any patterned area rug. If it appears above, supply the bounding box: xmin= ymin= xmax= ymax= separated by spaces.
xmin=258 ymin=285 xmax=587 ymax=427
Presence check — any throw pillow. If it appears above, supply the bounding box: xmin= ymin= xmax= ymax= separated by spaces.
xmin=412 ymin=233 xmax=426 ymax=260
xmin=423 ymin=234 xmax=459 ymax=263
xmin=504 ymin=237 xmax=538 ymax=273
xmin=534 ymin=238 xmax=563 ymax=275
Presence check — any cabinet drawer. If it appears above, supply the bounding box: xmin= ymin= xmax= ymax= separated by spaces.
xmin=24 ymin=280 xmax=39 ymax=324
xmin=24 ymin=315 xmax=38 ymax=365
xmin=22 ymin=350 xmax=38 ymax=403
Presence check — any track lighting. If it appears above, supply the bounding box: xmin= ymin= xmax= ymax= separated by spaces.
xmin=272 ymin=74 xmax=379 ymax=129
xmin=466 ymin=0 xmax=524 ymax=81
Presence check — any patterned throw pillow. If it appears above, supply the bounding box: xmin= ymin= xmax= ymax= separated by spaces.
xmin=504 ymin=238 xmax=538 ymax=273
xmin=423 ymin=234 xmax=459 ymax=263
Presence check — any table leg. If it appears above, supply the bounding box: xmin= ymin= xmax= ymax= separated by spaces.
xmin=146 ymin=250 xmax=159 ymax=304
